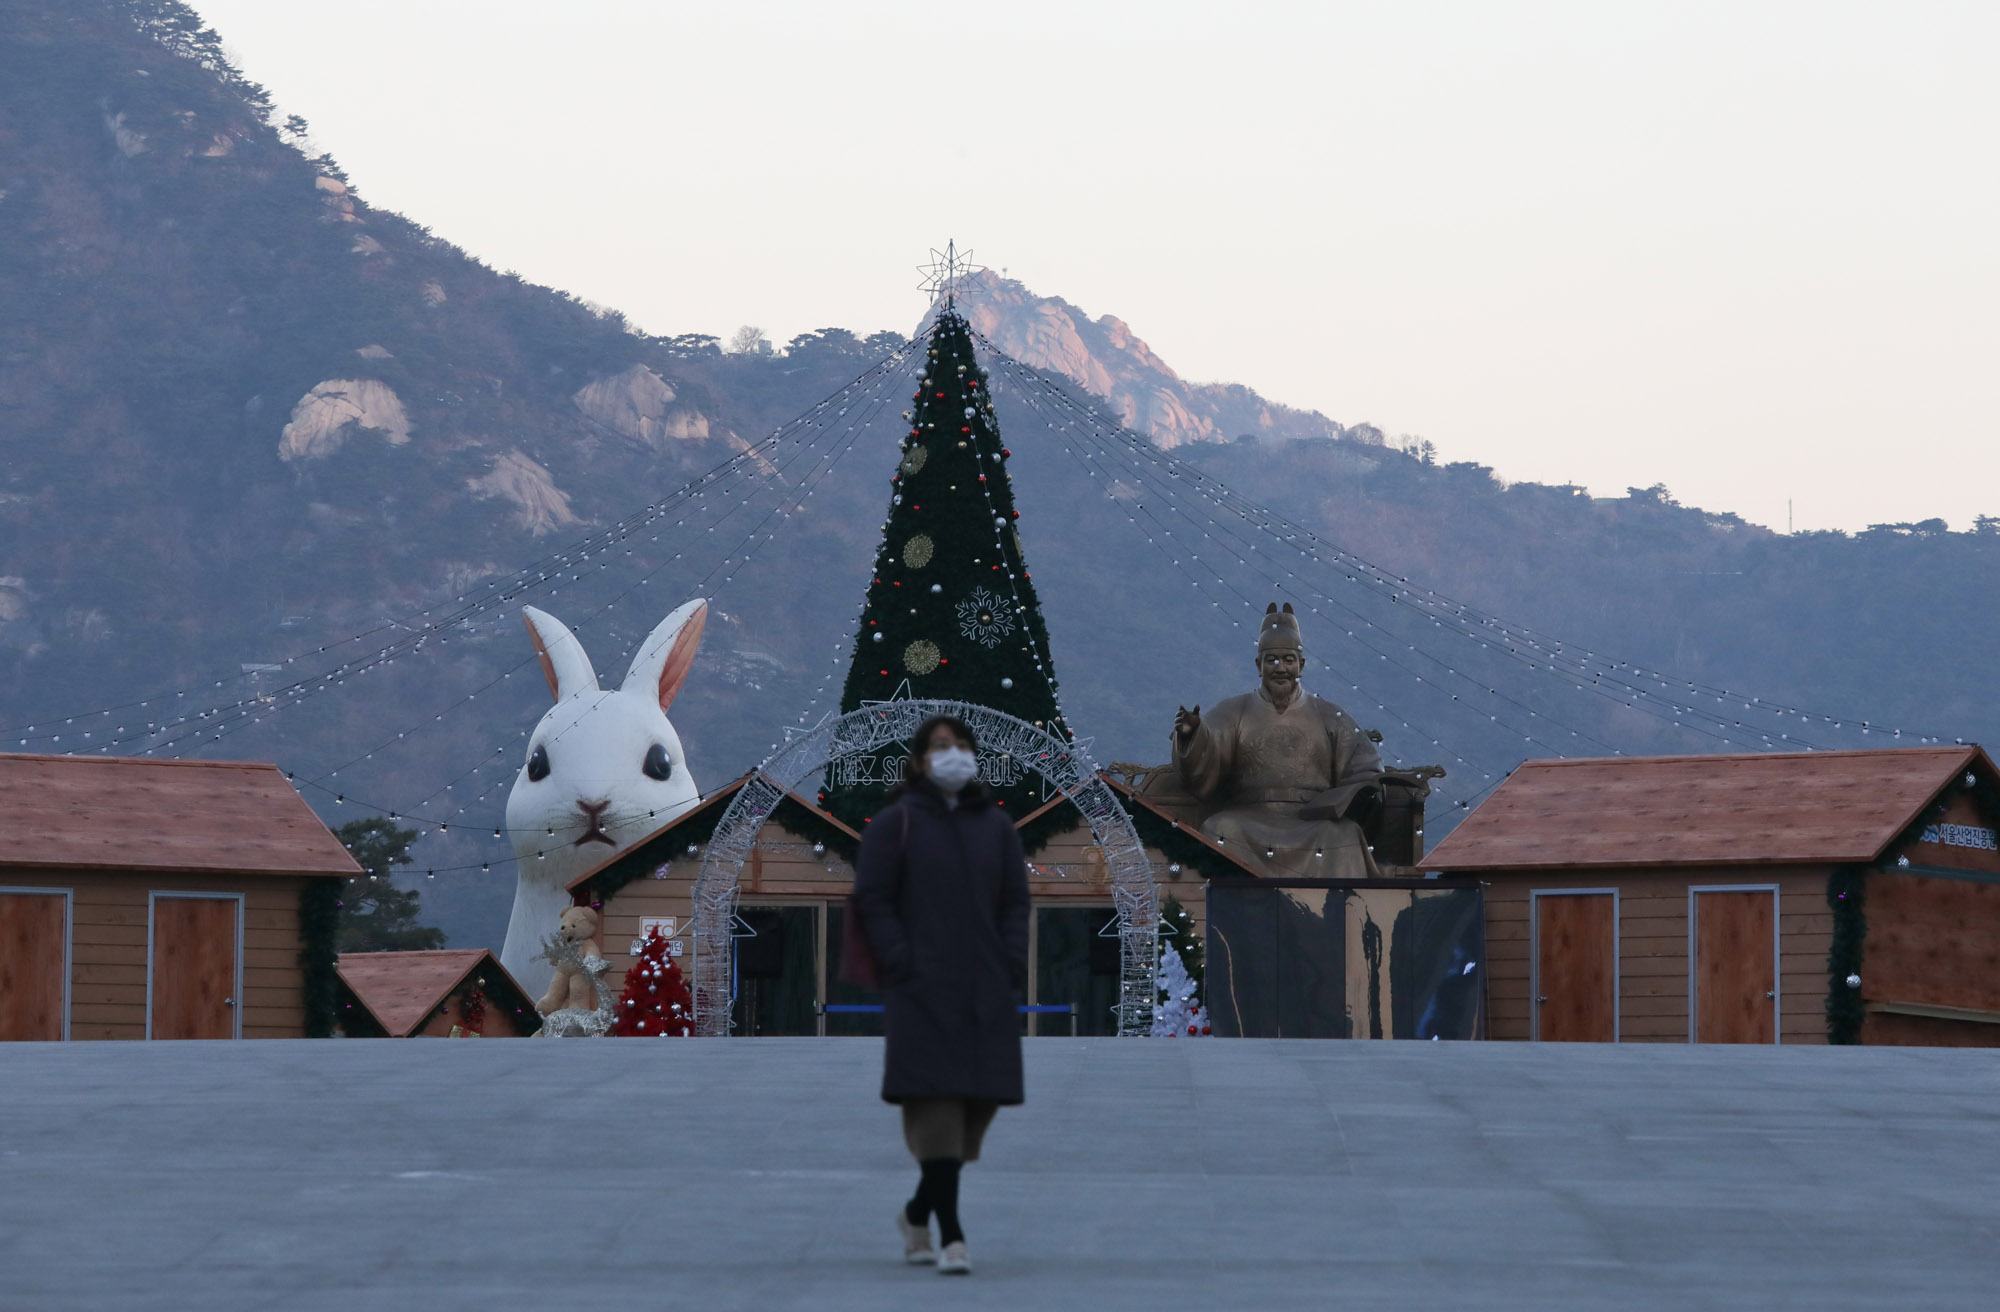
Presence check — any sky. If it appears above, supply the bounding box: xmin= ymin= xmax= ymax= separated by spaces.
xmin=190 ymin=1 xmax=1998 ymax=534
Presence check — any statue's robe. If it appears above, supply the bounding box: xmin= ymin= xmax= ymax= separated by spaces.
xmin=1173 ymin=685 xmax=1384 ymax=879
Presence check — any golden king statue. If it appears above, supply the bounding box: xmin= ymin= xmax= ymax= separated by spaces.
xmin=1172 ymin=603 xmax=1384 ymax=878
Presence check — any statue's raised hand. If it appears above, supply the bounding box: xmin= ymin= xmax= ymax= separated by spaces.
xmin=1174 ymin=704 xmax=1201 ymax=743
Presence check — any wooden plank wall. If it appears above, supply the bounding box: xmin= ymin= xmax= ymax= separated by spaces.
xmin=0 ymin=870 xmax=308 ymax=1040
xmin=1028 ymin=824 xmax=1206 ymax=939
xmin=1862 ymin=871 xmax=2000 ymax=1045
xmin=1484 ymin=867 xmax=1832 ymax=1043
xmin=1857 ymin=784 xmax=2000 ymax=1046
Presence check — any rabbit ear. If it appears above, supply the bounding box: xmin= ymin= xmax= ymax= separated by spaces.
xmin=521 ymin=606 xmax=599 ymax=702
xmin=624 ymin=598 xmax=707 ymax=713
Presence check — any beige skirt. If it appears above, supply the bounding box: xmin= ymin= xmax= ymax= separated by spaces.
xmin=900 ymin=1096 xmax=1000 ymax=1163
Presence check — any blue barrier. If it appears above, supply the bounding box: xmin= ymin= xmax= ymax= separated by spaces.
xmin=819 ymin=1003 xmax=1081 ymax=1035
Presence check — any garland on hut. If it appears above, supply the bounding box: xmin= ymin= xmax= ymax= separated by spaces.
xmin=1116 ymin=787 xmax=1255 ymax=885
xmin=1825 ymin=865 xmax=1867 ymax=1044
xmin=299 ymin=877 xmax=342 ymax=1038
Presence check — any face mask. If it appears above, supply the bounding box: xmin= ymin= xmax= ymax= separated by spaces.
xmin=926 ymin=746 xmax=979 ymax=792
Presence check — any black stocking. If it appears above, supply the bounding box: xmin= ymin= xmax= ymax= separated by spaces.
xmin=918 ymin=1157 xmax=964 ymax=1245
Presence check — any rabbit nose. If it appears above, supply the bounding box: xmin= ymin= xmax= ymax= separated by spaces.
xmin=576 ymin=798 xmax=611 ymax=816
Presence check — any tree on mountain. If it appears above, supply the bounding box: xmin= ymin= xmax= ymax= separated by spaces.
xmin=661 ymin=333 xmax=722 ymax=358
xmin=823 ymin=306 xmax=1073 ymax=842
xmin=726 ymin=325 xmax=772 ymax=355
xmin=786 ymin=327 xmax=863 ymax=357
xmin=334 ymin=818 xmax=445 ymax=953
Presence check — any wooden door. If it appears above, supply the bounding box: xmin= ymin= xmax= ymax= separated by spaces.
xmin=150 ymin=895 xmax=239 ymax=1040
xmin=0 ymin=891 xmax=69 ymax=1041
xmin=1692 ymin=888 xmax=1777 ymax=1044
xmin=1534 ymin=892 xmax=1617 ymax=1042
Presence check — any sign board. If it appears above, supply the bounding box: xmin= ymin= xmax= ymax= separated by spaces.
xmin=1920 ymin=823 xmax=1999 ymax=852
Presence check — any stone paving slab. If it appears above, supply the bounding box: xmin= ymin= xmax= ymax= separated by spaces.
xmin=1 ymin=1039 xmax=1997 ymax=1310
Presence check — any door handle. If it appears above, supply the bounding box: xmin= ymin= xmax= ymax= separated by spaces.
xmin=224 ymin=997 xmax=236 ymax=1007
xmin=1536 ymin=996 xmax=1548 ymax=1004
xmin=1765 ymin=991 xmax=1775 ymax=1000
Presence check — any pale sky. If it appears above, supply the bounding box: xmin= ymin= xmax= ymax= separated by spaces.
xmin=191 ymin=1 xmax=1998 ymax=534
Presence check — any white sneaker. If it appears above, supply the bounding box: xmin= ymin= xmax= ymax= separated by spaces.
xmin=897 ymin=1209 xmax=935 ymax=1265
xmin=938 ymin=1240 xmax=972 ymax=1275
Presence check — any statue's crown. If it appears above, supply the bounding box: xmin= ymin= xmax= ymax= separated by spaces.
xmin=1258 ymin=602 xmax=1303 ymax=653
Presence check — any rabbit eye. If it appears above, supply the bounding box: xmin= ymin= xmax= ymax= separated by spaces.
xmin=643 ymin=744 xmax=673 ymax=782
xmin=527 ymin=744 xmax=550 ymax=782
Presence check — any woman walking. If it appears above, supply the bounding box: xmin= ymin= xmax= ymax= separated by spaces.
xmin=852 ymin=714 xmax=1029 ymax=1276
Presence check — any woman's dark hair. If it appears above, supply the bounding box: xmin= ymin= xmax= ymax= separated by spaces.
xmin=903 ymin=714 xmax=977 ymax=781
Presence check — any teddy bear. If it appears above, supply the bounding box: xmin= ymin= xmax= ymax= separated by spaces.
xmin=535 ymin=905 xmax=605 ymax=1016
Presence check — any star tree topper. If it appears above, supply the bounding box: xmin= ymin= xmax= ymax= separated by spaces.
xmin=917 ymin=240 xmax=985 ymax=308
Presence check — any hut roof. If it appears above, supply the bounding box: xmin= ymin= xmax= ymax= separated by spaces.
xmin=1423 ymin=746 xmax=1994 ymax=872
xmin=567 ymin=773 xmax=861 ymax=892
xmin=336 ymin=949 xmax=525 ymax=1036
xmin=1098 ymin=771 xmax=1263 ymax=878
xmin=0 ymin=752 xmax=360 ymax=876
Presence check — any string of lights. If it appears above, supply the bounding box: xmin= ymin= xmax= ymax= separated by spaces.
xmin=979 ymin=357 xmax=1511 ymax=807
xmin=380 ymin=340 xmax=925 ymax=837
xmin=1032 ymin=382 xmax=1781 ymax=759
xmin=972 ymin=330 xmax=1948 ymax=753
xmin=8 ymin=336 xmax=917 ymax=894
xmin=269 ymin=345 xmax=931 ymax=881
xmin=4 ymin=341 xmax=927 ymax=755
xmin=1005 ymin=358 xmax=1815 ymax=753
xmin=1055 ymin=405 xmax=1612 ymax=756
xmin=284 ymin=340 xmax=925 ymax=846
xmin=17 ymin=293 xmax=1962 ymax=904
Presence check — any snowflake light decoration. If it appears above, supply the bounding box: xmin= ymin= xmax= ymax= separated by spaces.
xmin=956 ymin=587 xmax=1015 ymax=649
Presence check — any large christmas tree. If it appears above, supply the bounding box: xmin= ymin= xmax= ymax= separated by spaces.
xmin=824 ymin=301 xmax=1072 ymax=840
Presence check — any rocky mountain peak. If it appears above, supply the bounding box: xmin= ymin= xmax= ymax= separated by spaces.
xmin=948 ymin=270 xmax=1344 ymax=449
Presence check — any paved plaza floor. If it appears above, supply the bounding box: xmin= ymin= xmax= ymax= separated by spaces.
xmin=2 ymin=1037 xmax=1996 ymax=1310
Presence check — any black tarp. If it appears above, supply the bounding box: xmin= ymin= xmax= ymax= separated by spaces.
xmin=1206 ymin=880 xmax=1485 ymax=1039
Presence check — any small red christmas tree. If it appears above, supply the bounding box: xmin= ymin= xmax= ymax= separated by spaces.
xmin=611 ymin=927 xmax=695 ymax=1037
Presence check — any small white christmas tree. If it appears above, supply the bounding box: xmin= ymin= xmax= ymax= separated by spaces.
xmin=1151 ymin=940 xmax=1210 ymax=1037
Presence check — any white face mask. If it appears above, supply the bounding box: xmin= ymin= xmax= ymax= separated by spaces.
xmin=926 ymin=745 xmax=979 ymax=792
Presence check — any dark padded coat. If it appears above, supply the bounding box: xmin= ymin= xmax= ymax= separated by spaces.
xmin=852 ymin=778 xmax=1030 ymax=1106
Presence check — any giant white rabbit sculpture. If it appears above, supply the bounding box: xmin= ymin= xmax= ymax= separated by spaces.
xmin=500 ymin=598 xmax=706 ymax=996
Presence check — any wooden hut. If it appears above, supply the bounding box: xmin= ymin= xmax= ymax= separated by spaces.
xmin=1423 ymin=746 xmax=2000 ymax=1046
xmin=0 ymin=753 xmax=359 ymax=1040
xmin=335 ymin=949 xmax=537 ymax=1037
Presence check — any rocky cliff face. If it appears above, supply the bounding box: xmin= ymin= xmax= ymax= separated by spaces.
xmin=951 ymin=271 xmax=1346 ymax=448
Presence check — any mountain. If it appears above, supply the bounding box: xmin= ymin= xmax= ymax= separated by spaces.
xmin=0 ymin=0 xmax=898 ymax=726
xmin=7 ymin=1 xmax=2000 ymax=951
